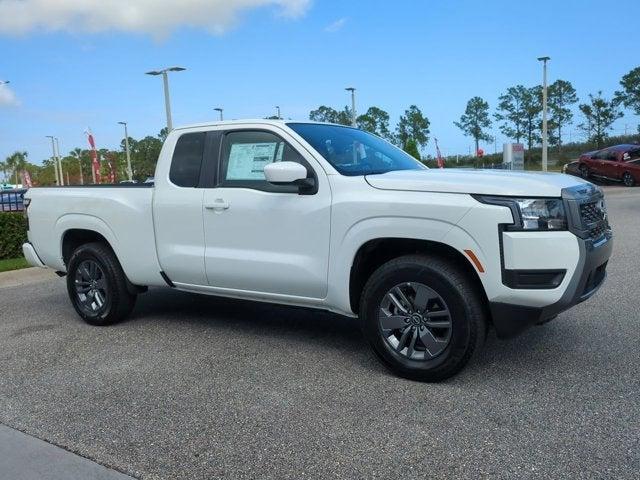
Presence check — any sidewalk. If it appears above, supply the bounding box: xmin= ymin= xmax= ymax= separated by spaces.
xmin=0 ymin=266 xmax=57 ymax=289
xmin=0 ymin=425 xmax=135 ymax=480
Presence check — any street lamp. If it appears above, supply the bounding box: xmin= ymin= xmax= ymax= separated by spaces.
xmin=345 ymin=87 xmax=356 ymax=126
xmin=0 ymin=80 xmax=9 ymax=85
xmin=118 ymin=121 xmax=133 ymax=181
xmin=54 ymin=137 xmax=64 ymax=185
xmin=46 ymin=135 xmax=61 ymax=186
xmin=214 ymin=107 xmax=223 ymax=121
xmin=538 ymin=56 xmax=551 ymax=172
xmin=275 ymin=105 xmax=281 ymax=119
xmin=145 ymin=66 xmax=186 ymax=131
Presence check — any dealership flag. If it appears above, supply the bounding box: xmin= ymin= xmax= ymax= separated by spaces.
xmin=20 ymin=170 xmax=33 ymax=188
xmin=435 ymin=138 xmax=445 ymax=169
xmin=85 ymin=128 xmax=101 ymax=184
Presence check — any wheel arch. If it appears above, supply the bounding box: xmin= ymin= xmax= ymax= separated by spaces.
xmin=348 ymin=237 xmax=488 ymax=316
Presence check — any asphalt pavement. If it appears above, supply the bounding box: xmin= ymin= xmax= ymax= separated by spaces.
xmin=1 ymin=186 xmax=638 ymax=479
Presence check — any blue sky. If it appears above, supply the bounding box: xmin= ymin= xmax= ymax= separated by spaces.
xmin=1 ymin=0 xmax=639 ymax=163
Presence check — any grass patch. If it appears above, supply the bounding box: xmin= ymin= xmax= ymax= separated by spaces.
xmin=0 ymin=257 xmax=29 ymax=273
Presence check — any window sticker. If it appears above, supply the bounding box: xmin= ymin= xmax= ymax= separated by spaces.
xmin=227 ymin=142 xmax=277 ymax=180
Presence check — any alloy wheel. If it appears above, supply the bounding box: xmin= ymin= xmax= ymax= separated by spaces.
xmin=74 ymin=259 xmax=108 ymax=315
xmin=378 ymin=282 xmax=452 ymax=360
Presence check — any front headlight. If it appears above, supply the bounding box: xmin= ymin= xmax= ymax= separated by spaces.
xmin=515 ymin=198 xmax=567 ymax=230
xmin=475 ymin=196 xmax=567 ymax=231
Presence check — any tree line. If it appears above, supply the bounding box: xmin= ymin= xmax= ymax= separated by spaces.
xmin=2 ymin=66 xmax=639 ymax=186
xmin=1 ymin=129 xmax=168 ymax=187
xmin=310 ymin=66 xmax=640 ymax=159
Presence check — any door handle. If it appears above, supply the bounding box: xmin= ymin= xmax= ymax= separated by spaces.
xmin=205 ymin=199 xmax=230 ymax=211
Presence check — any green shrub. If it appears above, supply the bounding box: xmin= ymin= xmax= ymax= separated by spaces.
xmin=0 ymin=213 xmax=28 ymax=260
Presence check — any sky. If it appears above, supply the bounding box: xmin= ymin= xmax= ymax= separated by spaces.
xmin=1 ymin=0 xmax=639 ymax=163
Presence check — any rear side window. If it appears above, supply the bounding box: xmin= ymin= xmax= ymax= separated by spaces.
xmin=170 ymin=132 xmax=206 ymax=187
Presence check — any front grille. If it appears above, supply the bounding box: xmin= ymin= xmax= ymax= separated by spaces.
xmin=579 ymin=200 xmax=610 ymax=241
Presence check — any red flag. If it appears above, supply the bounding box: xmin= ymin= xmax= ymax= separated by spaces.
xmin=20 ymin=170 xmax=33 ymax=188
xmin=85 ymin=128 xmax=101 ymax=184
xmin=435 ymin=138 xmax=445 ymax=169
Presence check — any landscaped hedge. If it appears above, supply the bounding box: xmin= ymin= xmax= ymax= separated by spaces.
xmin=0 ymin=212 xmax=28 ymax=260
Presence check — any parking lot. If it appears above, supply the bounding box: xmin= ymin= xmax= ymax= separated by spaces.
xmin=1 ymin=186 xmax=638 ymax=480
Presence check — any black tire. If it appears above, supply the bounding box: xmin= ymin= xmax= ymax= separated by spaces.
xmin=66 ymin=242 xmax=136 ymax=326
xmin=580 ymin=164 xmax=590 ymax=179
xmin=623 ymin=172 xmax=635 ymax=187
xmin=360 ymin=254 xmax=486 ymax=382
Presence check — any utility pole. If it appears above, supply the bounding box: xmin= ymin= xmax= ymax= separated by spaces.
xmin=77 ymin=153 xmax=84 ymax=185
xmin=145 ymin=67 xmax=186 ymax=131
xmin=345 ymin=87 xmax=356 ymax=126
xmin=46 ymin=136 xmax=60 ymax=185
xmin=54 ymin=137 xmax=64 ymax=185
xmin=538 ymin=56 xmax=551 ymax=172
xmin=118 ymin=121 xmax=133 ymax=181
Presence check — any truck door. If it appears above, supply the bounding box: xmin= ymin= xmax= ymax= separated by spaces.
xmin=202 ymin=127 xmax=331 ymax=299
xmin=153 ymin=131 xmax=215 ymax=286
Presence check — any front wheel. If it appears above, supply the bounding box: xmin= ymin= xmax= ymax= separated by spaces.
xmin=623 ymin=172 xmax=635 ymax=187
xmin=66 ymin=242 xmax=136 ymax=326
xmin=360 ymin=254 xmax=486 ymax=382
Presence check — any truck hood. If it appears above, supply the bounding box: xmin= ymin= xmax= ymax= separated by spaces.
xmin=365 ymin=169 xmax=590 ymax=197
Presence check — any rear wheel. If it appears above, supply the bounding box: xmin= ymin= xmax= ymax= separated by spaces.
xmin=623 ymin=172 xmax=635 ymax=187
xmin=360 ymin=254 xmax=486 ymax=382
xmin=66 ymin=242 xmax=136 ymax=326
xmin=580 ymin=164 xmax=590 ymax=179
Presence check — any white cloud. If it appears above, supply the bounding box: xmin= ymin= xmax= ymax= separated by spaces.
xmin=0 ymin=83 xmax=19 ymax=107
xmin=324 ymin=17 xmax=347 ymax=33
xmin=0 ymin=0 xmax=312 ymax=37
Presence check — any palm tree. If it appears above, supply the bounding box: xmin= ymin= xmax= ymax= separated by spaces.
xmin=5 ymin=151 xmax=28 ymax=185
xmin=71 ymin=148 xmax=84 ymax=185
xmin=0 ymin=160 xmax=7 ymax=183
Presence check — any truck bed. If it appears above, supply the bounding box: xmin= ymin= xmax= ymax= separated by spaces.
xmin=25 ymin=186 xmax=164 ymax=287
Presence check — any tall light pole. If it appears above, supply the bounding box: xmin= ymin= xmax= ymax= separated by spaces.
xmin=145 ymin=66 xmax=186 ymax=131
xmin=54 ymin=137 xmax=64 ymax=185
xmin=0 ymin=80 xmax=9 ymax=85
xmin=214 ymin=107 xmax=223 ymax=121
xmin=275 ymin=105 xmax=281 ymax=119
xmin=118 ymin=121 xmax=133 ymax=181
xmin=538 ymin=56 xmax=551 ymax=172
xmin=46 ymin=136 xmax=60 ymax=186
xmin=345 ymin=87 xmax=356 ymax=126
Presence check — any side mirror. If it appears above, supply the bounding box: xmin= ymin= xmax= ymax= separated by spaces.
xmin=264 ymin=162 xmax=308 ymax=185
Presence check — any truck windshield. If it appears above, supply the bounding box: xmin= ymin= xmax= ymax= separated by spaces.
xmin=288 ymin=123 xmax=425 ymax=176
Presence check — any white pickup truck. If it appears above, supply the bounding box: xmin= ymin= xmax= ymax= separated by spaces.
xmin=23 ymin=120 xmax=612 ymax=381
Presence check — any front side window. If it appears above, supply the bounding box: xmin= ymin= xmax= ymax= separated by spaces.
xmin=288 ymin=123 xmax=425 ymax=176
xmin=219 ymin=131 xmax=308 ymax=191
xmin=169 ymin=132 xmax=206 ymax=187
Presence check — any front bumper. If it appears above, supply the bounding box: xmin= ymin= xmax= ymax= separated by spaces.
xmin=489 ymin=183 xmax=612 ymax=338
xmin=490 ymin=234 xmax=612 ymax=338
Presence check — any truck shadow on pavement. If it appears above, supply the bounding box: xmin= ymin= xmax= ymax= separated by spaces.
xmin=127 ymin=287 xmax=570 ymax=381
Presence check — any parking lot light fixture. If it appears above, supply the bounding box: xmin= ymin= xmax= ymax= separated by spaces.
xmin=118 ymin=121 xmax=133 ymax=181
xmin=145 ymin=67 xmax=186 ymax=131
xmin=214 ymin=107 xmax=223 ymax=121
xmin=345 ymin=87 xmax=356 ymax=126
xmin=538 ymin=56 xmax=551 ymax=172
xmin=275 ymin=106 xmax=281 ymax=119
xmin=46 ymin=135 xmax=60 ymax=186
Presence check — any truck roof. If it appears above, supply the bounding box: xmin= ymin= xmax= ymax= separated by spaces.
xmin=172 ymin=119 xmax=352 ymax=131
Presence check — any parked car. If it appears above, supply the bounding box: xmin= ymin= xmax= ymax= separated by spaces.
xmin=22 ymin=120 xmax=612 ymax=381
xmin=0 ymin=188 xmax=28 ymax=212
xmin=562 ymin=160 xmax=581 ymax=177
xmin=578 ymin=144 xmax=640 ymax=186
